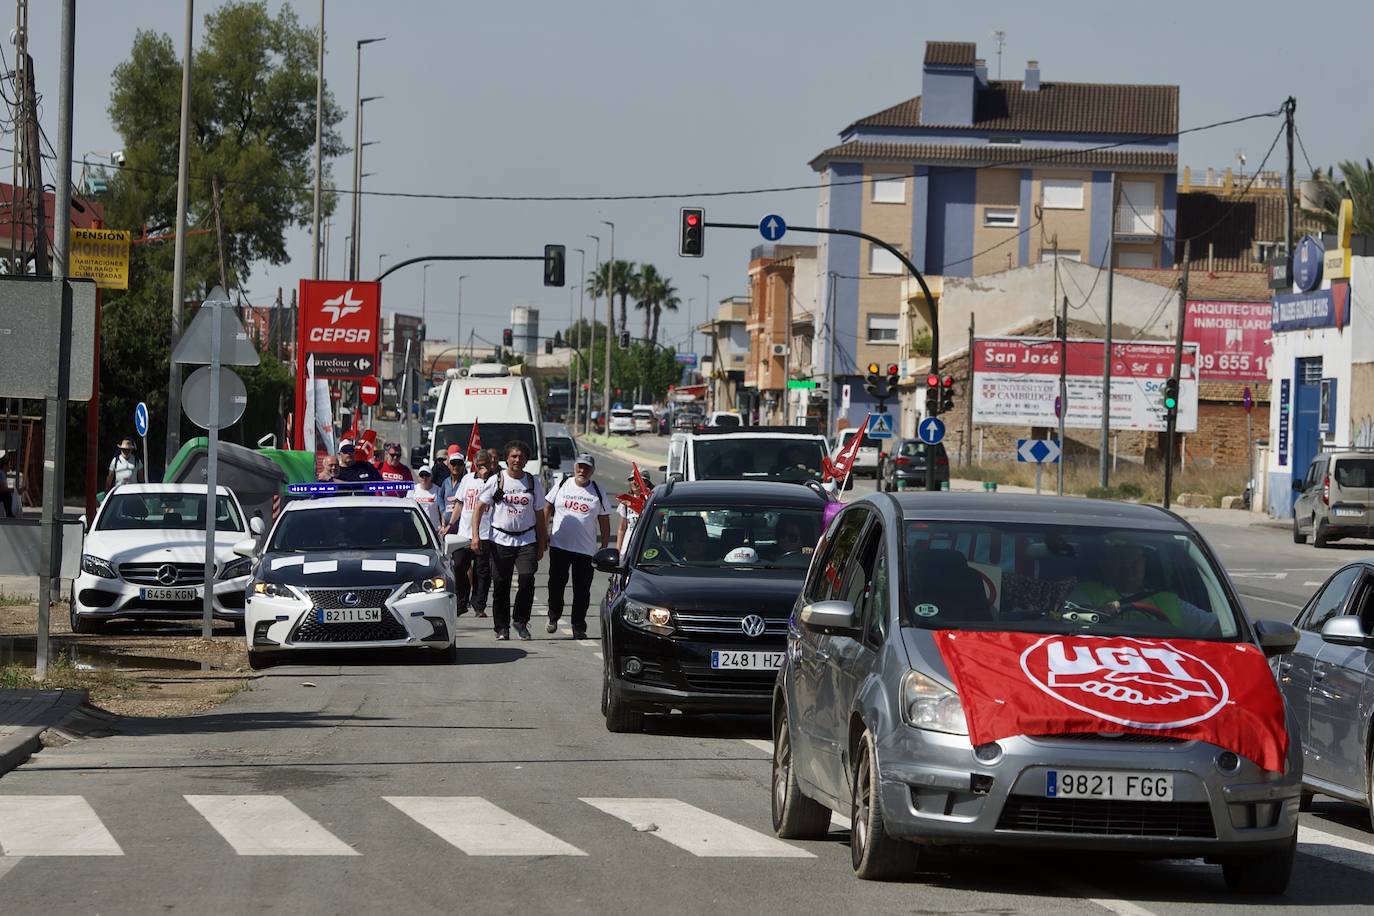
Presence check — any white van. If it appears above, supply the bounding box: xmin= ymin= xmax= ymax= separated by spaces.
xmin=431 ymin=364 xmax=555 ymax=485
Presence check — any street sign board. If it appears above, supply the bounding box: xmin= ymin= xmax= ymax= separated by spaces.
xmin=172 ymin=289 xmax=261 ymax=367
xmin=359 ymin=376 xmax=381 ymax=406
xmin=917 ymin=416 xmax=944 ymax=445
xmin=133 ymin=402 xmax=149 ymax=437
xmin=0 ymin=277 xmax=97 ymax=400
xmin=1016 ymin=438 xmax=1062 ymax=464
xmin=674 ymin=352 xmax=698 ymax=367
xmin=69 ymin=227 xmax=131 ymax=290
xmin=298 ymin=280 xmax=382 ymax=374
xmin=1242 ymin=386 xmax=1253 ymax=413
xmin=787 ymin=380 xmax=819 ymax=389
xmin=309 ymin=352 xmax=377 ymax=378
xmin=182 ymin=366 xmax=247 ymax=430
xmin=866 ymin=413 xmax=895 ymax=439
xmin=840 ymin=384 xmax=851 ymax=412
xmin=759 ymin=215 xmax=786 ymax=241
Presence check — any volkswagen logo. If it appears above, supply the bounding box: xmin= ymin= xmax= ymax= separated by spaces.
xmin=740 ymin=614 xmax=766 ymax=638
xmin=340 ymin=592 xmax=361 ymax=607
xmin=156 ymin=564 xmax=179 ymax=586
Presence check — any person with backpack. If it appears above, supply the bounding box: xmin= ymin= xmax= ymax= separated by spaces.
xmin=471 ymin=440 xmax=547 ymax=641
xmin=543 ymin=453 xmax=610 ymax=639
xmin=449 ymin=449 xmax=495 ymax=619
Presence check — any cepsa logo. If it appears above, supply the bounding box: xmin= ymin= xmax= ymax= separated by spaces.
xmin=299 ymin=280 xmax=381 ymax=355
xmin=1019 ymin=637 xmax=1229 ymax=729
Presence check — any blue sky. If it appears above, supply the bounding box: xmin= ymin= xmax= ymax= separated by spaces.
xmin=24 ymin=0 xmax=1374 ymax=356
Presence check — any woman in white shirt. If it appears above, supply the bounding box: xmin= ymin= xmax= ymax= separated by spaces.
xmin=616 ymin=470 xmax=653 ymax=556
xmin=449 ymin=449 xmax=496 ymax=619
xmin=406 ymin=467 xmax=443 ymax=531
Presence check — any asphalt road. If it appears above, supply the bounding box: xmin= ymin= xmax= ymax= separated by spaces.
xmin=6 ymin=435 xmax=1372 ymax=914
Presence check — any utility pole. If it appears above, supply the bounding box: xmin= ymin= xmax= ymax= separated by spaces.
xmin=1098 ymin=176 xmax=1118 ymax=489
xmin=18 ymin=47 xmax=47 ymax=275
xmin=348 ymin=37 xmax=384 ymax=281
xmin=964 ymin=312 xmax=975 ymax=468
xmin=601 ymin=221 xmax=615 ymax=430
xmin=1058 ymin=294 xmax=1068 ymax=496
xmin=165 ymin=0 xmax=195 ymax=466
xmin=825 ymin=272 xmax=836 ymax=440
xmin=456 ymin=274 xmax=467 ymax=359
xmin=586 ymin=234 xmax=600 ymax=436
xmin=572 ymin=247 xmax=586 ymax=431
xmin=309 ymin=0 xmax=325 ymax=280
xmin=1283 ymin=97 xmax=1296 ymax=262
xmin=1164 ymin=240 xmax=1191 ymax=509
xmin=782 ymin=270 xmax=794 ymax=424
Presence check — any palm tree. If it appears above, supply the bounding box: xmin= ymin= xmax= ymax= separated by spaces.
xmin=652 ymin=282 xmax=680 ymax=345
xmin=612 ymin=260 xmax=637 ymax=338
xmin=585 ymin=261 xmax=617 ymax=337
xmin=635 ymin=264 xmax=667 ymax=341
xmin=1302 ymin=160 xmax=1374 ymax=236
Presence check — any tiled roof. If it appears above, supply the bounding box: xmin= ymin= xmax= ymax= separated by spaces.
xmin=1117 ymin=268 xmax=1272 ymax=301
xmin=1174 ymin=191 xmax=1323 ymax=272
xmin=809 ymin=141 xmax=1176 ymax=172
xmin=846 ymin=81 xmax=1179 ymax=135
xmin=923 ymin=42 xmax=976 ymax=66
xmin=1200 ymin=380 xmax=1270 ymax=403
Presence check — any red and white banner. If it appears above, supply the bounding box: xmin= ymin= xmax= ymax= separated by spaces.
xmin=934 ymin=631 xmax=1289 ymax=772
xmin=1184 ymin=300 xmax=1272 ymax=383
xmin=972 ymin=337 xmax=1199 ymax=433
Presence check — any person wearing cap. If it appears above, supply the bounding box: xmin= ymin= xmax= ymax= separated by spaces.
xmin=334 ymin=440 xmax=383 ymax=482
xmin=544 ymin=453 xmax=610 ymax=639
xmin=378 ymin=442 xmax=414 ymax=494
xmin=406 ymin=467 xmax=443 ymax=531
xmin=105 ymin=437 xmax=145 ymax=491
xmin=430 ymin=448 xmax=452 ymax=489
xmin=438 ymin=445 xmax=467 ymax=525
xmin=616 ymin=470 xmax=653 ymax=555
xmin=472 ymin=440 xmax=547 ymax=641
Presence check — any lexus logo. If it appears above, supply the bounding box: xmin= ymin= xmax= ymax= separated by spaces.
xmin=156 ymin=564 xmax=179 ymax=586
xmin=740 ymin=614 xmax=766 ymax=638
xmin=340 ymin=592 xmax=361 ymax=607
xmin=321 ymin=288 xmax=363 ymax=324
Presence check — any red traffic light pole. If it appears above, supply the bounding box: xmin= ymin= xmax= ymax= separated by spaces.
xmin=705 ymin=220 xmax=943 ymax=491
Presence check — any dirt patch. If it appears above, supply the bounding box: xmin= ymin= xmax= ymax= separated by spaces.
xmin=0 ymin=600 xmax=255 ymax=717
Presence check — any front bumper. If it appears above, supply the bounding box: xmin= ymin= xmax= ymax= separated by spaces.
xmin=72 ymin=572 xmax=249 ymax=621
xmin=244 ymin=584 xmax=456 ymax=653
xmin=608 ymin=623 xmax=782 ymax=714
xmin=870 ymin=728 xmax=1300 ymax=856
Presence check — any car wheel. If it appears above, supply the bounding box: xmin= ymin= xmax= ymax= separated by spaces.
xmin=247 ymin=651 xmax=275 ymax=671
xmin=230 ymin=620 xmax=246 ymax=636
xmin=603 ymin=665 xmax=643 ymax=733
xmin=850 ymin=729 xmax=918 ymax=880
xmin=1312 ymin=516 xmax=1328 ymax=548
xmin=771 ymin=705 xmax=832 ymax=839
xmin=1292 ymin=516 xmax=1307 ymax=544
xmin=1220 ymin=829 xmax=1295 ymax=895
xmin=69 ymin=604 xmax=103 ymax=635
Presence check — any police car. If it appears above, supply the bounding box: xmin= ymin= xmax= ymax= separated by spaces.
xmin=236 ymin=482 xmax=458 ymax=669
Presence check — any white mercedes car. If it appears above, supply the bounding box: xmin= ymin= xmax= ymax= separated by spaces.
xmin=239 ymin=490 xmax=458 ymax=669
xmin=71 ymin=484 xmax=256 ymax=633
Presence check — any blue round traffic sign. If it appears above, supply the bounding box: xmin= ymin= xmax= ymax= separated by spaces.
xmin=1293 ymin=235 xmax=1324 ymax=292
xmin=759 ymin=214 xmax=787 ymax=242
xmin=134 ymin=402 xmax=149 ymax=437
xmin=917 ymin=416 xmax=945 ymax=445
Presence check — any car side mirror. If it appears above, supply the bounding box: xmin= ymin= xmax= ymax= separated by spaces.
xmin=844 ymin=474 xmax=855 ymax=491
xmin=231 ymin=537 xmax=257 ymax=559
xmin=1253 ymin=618 xmax=1300 ymax=657
xmin=249 ymin=516 xmax=265 ymax=536
xmin=593 ymin=547 xmax=622 ymax=573
xmin=1320 ymin=615 xmax=1374 ymax=647
xmin=800 ymin=600 xmax=859 ymax=635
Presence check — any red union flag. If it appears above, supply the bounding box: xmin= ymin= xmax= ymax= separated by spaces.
xmin=934 ymin=631 xmax=1289 ymax=772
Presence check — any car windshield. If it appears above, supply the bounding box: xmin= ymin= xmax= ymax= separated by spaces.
xmin=898 ymin=441 xmax=932 ymax=458
xmin=1334 ymin=458 xmax=1374 ymax=487
xmin=269 ymin=506 xmax=435 ymax=552
xmin=900 ymin=521 xmax=1240 ymax=640
xmin=693 ymin=438 xmax=826 ymax=483
xmin=97 ymin=493 xmax=243 ymax=532
xmin=433 ymin=423 xmax=539 ymax=461
xmin=711 ymin=415 xmax=741 ymax=428
xmin=634 ymin=504 xmax=823 ymax=570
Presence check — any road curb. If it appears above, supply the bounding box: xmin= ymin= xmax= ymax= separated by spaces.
xmin=0 ymin=688 xmax=89 ymax=777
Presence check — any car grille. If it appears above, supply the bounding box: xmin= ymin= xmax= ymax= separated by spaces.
xmin=997 ymin=797 xmax=1216 ymax=839
xmin=291 ymin=610 xmax=409 ymax=643
xmin=673 ymin=612 xmax=789 ymax=637
xmin=1032 ymin=733 xmax=1186 ymax=745
xmin=304 ymin=588 xmax=395 ymax=610
xmin=679 ymin=662 xmax=777 ymax=693
xmin=118 ymin=562 xmax=206 ymax=586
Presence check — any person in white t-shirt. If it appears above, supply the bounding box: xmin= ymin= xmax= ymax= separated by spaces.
xmin=471 ymin=441 xmax=547 ymax=641
xmin=449 ymin=449 xmax=495 ymax=619
xmin=406 ymin=467 xmax=443 ymax=531
xmin=105 ymin=437 xmax=145 ymax=491
xmin=543 ymin=453 xmax=610 ymax=639
xmin=615 ymin=470 xmax=653 ymax=556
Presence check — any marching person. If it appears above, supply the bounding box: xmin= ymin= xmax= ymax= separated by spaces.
xmin=449 ymin=449 xmax=495 ymax=619
xmin=317 ymin=455 xmax=338 ymax=482
xmin=105 ymin=437 xmax=145 ymax=491
xmin=406 ymin=466 xmax=443 ymax=532
xmin=439 ymin=445 xmax=466 ymax=524
xmin=471 ymin=441 xmax=547 ymax=641
xmin=544 ymin=453 xmax=610 ymax=640
xmin=334 ymin=440 xmax=383 ymax=482
xmin=616 ymin=470 xmax=653 ymax=555
xmin=431 ymin=447 xmax=452 ymax=488
xmin=378 ymin=442 xmax=414 ymax=494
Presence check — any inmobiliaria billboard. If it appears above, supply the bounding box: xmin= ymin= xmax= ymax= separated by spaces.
xmin=971 ymin=337 xmax=1199 ymax=433
xmin=1184 ymin=299 xmax=1272 ymax=382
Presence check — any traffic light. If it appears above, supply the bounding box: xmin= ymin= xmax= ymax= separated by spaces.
xmin=544 ymin=338 xmax=554 ymax=355
xmin=924 ymin=373 xmax=940 ymax=416
xmin=543 ymin=244 xmax=566 ymax=287
xmin=940 ymin=374 xmax=955 ymax=413
xmin=619 ymin=330 xmax=631 ymax=349
xmin=1161 ymin=377 xmax=1179 ymax=413
xmin=679 ymin=207 xmax=704 ymax=258
xmin=864 ymin=362 xmax=882 ymax=398
xmin=502 ymin=328 xmax=513 ymax=348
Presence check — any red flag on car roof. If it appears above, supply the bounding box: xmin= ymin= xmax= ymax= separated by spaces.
xmin=466 ymin=419 xmax=482 ymax=465
xmin=616 ymin=462 xmax=649 ymax=514
xmin=823 ymin=419 xmax=867 ymax=484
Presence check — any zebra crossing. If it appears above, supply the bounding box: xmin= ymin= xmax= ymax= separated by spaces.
xmin=0 ymin=793 xmax=847 ymax=860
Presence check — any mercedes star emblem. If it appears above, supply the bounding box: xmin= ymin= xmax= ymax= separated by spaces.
xmin=156 ymin=564 xmax=179 ymax=586
xmin=341 ymin=592 xmax=361 ymax=607
xmin=740 ymin=614 xmax=766 ymax=638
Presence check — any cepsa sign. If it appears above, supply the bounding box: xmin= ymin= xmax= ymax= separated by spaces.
xmin=298 ymin=280 xmax=381 ymax=379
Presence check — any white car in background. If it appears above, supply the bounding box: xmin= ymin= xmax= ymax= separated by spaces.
xmin=608 ymin=409 xmax=636 ymax=435
xmin=71 ymin=484 xmax=256 ymax=633
xmin=832 ymin=427 xmax=884 ymax=477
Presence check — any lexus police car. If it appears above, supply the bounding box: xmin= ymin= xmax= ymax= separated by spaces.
xmin=238 ymin=482 xmax=458 ymax=669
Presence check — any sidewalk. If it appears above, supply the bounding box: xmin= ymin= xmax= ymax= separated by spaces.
xmin=0 ymin=688 xmax=88 ymax=776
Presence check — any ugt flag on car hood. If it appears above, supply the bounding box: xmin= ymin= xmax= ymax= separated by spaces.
xmin=934 ymin=631 xmax=1289 ymax=772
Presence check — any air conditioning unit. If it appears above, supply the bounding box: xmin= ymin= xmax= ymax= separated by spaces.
xmin=771 ymin=344 xmax=788 ymax=357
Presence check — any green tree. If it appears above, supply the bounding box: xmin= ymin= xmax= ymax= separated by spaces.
xmin=633 ymin=264 xmax=668 ymax=341
xmin=1302 ymin=159 xmax=1374 ymax=237
xmin=651 ymin=281 xmax=680 ymax=345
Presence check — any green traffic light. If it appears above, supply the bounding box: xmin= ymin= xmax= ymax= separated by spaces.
xmin=1164 ymin=396 xmax=1177 ymax=410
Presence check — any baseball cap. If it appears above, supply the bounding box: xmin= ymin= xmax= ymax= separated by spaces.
xmin=338 ymin=437 xmax=353 ymax=449
xmin=629 ymin=471 xmax=654 ymax=486
xmin=339 ymin=443 xmax=355 ymax=454
xmin=574 ymin=453 xmax=595 ymax=468
xmin=417 ymin=466 xmax=433 ymax=478
xmin=446 ymin=444 xmax=463 ymax=459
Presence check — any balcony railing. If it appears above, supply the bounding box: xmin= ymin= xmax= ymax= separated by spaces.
xmin=1115 ymin=205 xmax=1157 ymax=237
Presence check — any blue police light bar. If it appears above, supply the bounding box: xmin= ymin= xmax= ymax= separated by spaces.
xmin=287 ymin=481 xmax=415 ymax=496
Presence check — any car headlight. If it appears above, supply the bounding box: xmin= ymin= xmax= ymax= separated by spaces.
xmin=252 ymin=581 xmax=291 ymax=598
xmin=81 ymin=554 xmax=116 ymax=579
xmin=901 ymin=670 xmax=968 ymax=735
xmin=218 ymin=557 xmax=252 ymax=581
xmin=405 ymin=576 xmax=448 ymax=596
xmin=622 ymin=598 xmax=674 ymax=634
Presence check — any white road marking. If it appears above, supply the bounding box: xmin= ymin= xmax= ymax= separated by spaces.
xmin=386 ymin=797 xmax=585 ymax=856
xmin=0 ymin=856 xmax=21 ymax=881
xmin=1300 ymin=824 xmax=1374 ymax=872
xmin=0 ymin=796 xmax=123 ymax=856
xmin=830 ymin=811 xmax=851 ymax=830
xmin=1304 ymin=581 xmax=1323 ymax=587
xmin=1238 ymin=593 xmax=1301 ymax=609
xmin=184 ymin=795 xmax=358 ymax=856
xmin=1230 ymin=571 xmax=1289 ymax=580
xmin=741 ymin=738 xmax=774 ymax=755
xmin=1071 ymin=888 xmax=1160 ymax=916
xmin=582 ymin=798 xmax=813 ymax=858
xmin=593 ymin=651 xmax=603 ymax=660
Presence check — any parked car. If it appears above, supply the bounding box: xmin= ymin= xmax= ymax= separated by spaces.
xmin=1293 ymin=449 xmax=1374 ymax=547
xmin=772 ymin=493 xmax=1301 ymax=891
xmin=608 ymin=409 xmax=636 ymax=435
xmin=673 ymin=410 xmax=704 ymax=432
xmin=632 ymin=406 xmax=656 ymax=434
xmin=1276 ymin=560 xmax=1374 ymax=828
xmin=878 ymin=439 xmax=949 ymax=491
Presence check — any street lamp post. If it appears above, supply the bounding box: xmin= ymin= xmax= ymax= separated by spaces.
xmin=567 ymin=283 xmax=578 ymax=417
xmin=348 ymin=35 xmax=385 ymax=279
xmin=353 ymin=106 xmax=380 ymax=279
xmin=310 ymin=0 xmax=325 ymax=280
xmin=585 ymin=234 xmax=600 ymax=436
xmin=697 ymin=273 xmax=710 ymax=359
xmin=456 ymin=275 xmax=468 ymax=363
xmin=600 ymin=221 xmax=615 ymax=431
xmin=377 ymin=252 xmax=388 ymax=277
xmin=421 ymin=263 xmax=431 ymax=341
xmin=572 ymin=247 xmax=585 ymax=430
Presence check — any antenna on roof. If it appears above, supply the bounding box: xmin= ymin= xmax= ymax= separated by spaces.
xmin=991 ymin=30 xmax=1007 ymax=80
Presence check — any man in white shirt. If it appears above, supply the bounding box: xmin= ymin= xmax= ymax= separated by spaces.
xmin=105 ymin=437 xmax=145 ymax=491
xmin=471 ymin=441 xmax=547 ymax=641
xmin=450 ymin=449 xmax=495 ymax=619
xmin=406 ymin=467 xmax=443 ymax=531
xmin=544 ymin=453 xmax=610 ymax=640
